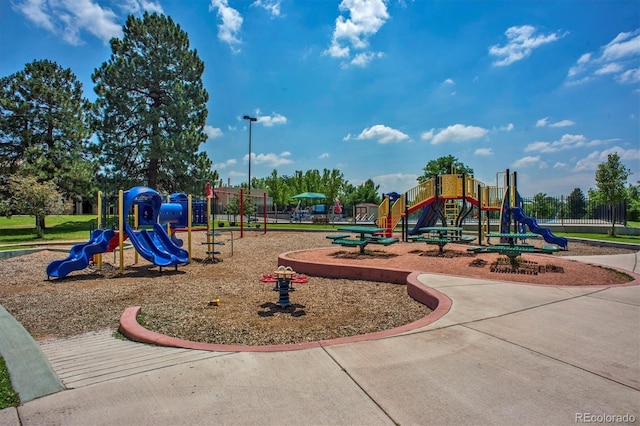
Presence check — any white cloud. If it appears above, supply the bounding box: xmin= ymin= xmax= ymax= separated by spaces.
xmin=443 ymin=78 xmax=455 ymax=85
xmin=420 ymin=129 xmax=434 ymax=140
xmin=210 ymin=0 xmax=243 ymax=53
xmin=204 ymin=125 xmax=223 ymax=139
xmin=553 ymin=162 xmax=569 ymax=169
xmin=499 ymin=123 xmax=514 ymax=131
xmin=525 ymin=134 xmax=588 ymax=153
xmin=567 ymin=29 xmax=640 ymax=85
xmin=535 ymin=117 xmax=549 ymax=127
xmin=574 ymin=146 xmax=640 ymax=172
xmin=601 ymin=29 xmax=640 ymax=61
xmin=511 ymin=155 xmax=544 ymax=168
xmin=536 ymin=117 xmax=574 ymax=128
xmin=350 ymin=51 xmax=384 ymax=67
xmin=568 ymin=53 xmax=591 ymax=77
xmin=213 ymin=159 xmax=237 ymax=169
xmin=618 ymin=67 xmax=640 ymax=84
xmin=120 ymin=0 xmax=163 ymax=14
xmin=252 ymin=0 xmax=282 ymax=17
xmin=256 ymin=112 xmax=287 ymax=126
xmin=429 ymin=124 xmax=489 ymax=145
xmin=343 ymin=133 xmax=353 ymax=141
xmin=595 ymin=63 xmax=623 ymax=75
xmin=474 ymin=148 xmax=493 ymax=156
xmin=370 ymin=173 xmax=419 ymax=196
xmin=318 ymin=153 xmax=330 ymax=159
xmin=489 ymin=25 xmax=566 ymax=66
xmin=15 ymin=0 xmax=124 ymax=45
xmin=356 ymin=124 xmax=410 ymax=144
xmin=324 ymin=0 xmax=389 ymax=67
xmin=245 ymin=151 xmax=293 ymax=166
xmin=549 ymin=119 xmax=575 ymax=128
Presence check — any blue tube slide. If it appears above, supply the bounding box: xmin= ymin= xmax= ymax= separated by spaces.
xmin=46 ymin=229 xmax=116 ymax=279
xmin=124 ymin=224 xmax=188 ymax=267
xmin=511 ymin=207 xmax=568 ymax=249
xmin=123 ymin=186 xmax=189 ymax=267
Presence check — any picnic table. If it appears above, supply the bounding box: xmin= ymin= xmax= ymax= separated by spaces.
xmin=409 ymin=226 xmax=473 ymax=254
xmin=326 ymin=226 xmax=398 ymax=254
xmin=472 ymin=233 xmax=558 ymax=267
xmin=486 ymin=232 xmax=538 ymax=246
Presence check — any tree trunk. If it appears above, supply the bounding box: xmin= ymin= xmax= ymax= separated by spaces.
xmin=610 ymin=204 xmax=616 ymax=236
xmin=35 ymin=215 xmax=45 ymax=238
xmin=148 ymin=157 xmax=159 ymax=189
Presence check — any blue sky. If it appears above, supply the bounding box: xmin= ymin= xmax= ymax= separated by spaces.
xmin=1 ymin=0 xmax=639 ymax=196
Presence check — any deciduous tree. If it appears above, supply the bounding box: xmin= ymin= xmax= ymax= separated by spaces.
xmin=418 ymin=155 xmax=474 ymax=182
xmin=593 ymin=153 xmax=631 ymax=235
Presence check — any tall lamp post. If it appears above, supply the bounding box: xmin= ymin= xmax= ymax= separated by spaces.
xmin=243 ymin=115 xmax=257 ymax=192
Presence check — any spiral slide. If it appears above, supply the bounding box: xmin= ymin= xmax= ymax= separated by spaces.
xmin=46 ymin=229 xmax=116 ymax=279
xmin=511 ymin=207 xmax=568 ymax=249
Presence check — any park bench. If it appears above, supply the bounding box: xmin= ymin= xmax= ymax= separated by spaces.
xmin=366 ymin=236 xmax=399 ymax=245
xmin=331 ymin=236 xmax=398 ymax=253
xmin=326 ymin=234 xmax=351 ymax=241
xmin=410 ymin=236 xmax=452 ymax=254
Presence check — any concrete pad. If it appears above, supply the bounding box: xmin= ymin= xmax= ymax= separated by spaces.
xmin=565 ymin=252 xmax=639 ymax=274
xmin=415 ymin=274 xmax=598 ymax=328
xmin=467 ymin=295 xmax=640 ymax=389
xmin=19 ymin=348 xmax=393 ymax=425
xmin=588 ymin=285 xmax=640 ymax=306
xmin=0 ymin=306 xmax=64 ymax=402
xmin=0 ymin=407 xmax=19 ymax=426
xmin=326 ymin=326 xmax=639 ymax=425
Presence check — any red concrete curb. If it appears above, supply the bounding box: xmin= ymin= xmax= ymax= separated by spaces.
xmin=118 ymin=250 xmax=453 ymax=352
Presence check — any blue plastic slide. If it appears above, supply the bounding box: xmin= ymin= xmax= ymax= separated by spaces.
xmin=511 ymin=207 xmax=568 ymax=249
xmin=124 ymin=224 xmax=188 ymax=267
xmin=46 ymin=229 xmax=116 ymax=279
xmin=409 ymin=200 xmax=440 ymax=235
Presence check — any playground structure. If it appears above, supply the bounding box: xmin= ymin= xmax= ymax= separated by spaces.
xmin=46 ymin=185 xmax=226 ymax=279
xmin=377 ymin=169 xmax=568 ymax=249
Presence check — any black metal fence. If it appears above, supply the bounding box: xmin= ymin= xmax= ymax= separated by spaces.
xmin=505 ymin=195 xmax=626 ymax=225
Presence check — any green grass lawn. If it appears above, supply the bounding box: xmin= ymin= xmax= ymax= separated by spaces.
xmin=555 ymin=232 xmax=640 ymax=245
xmin=0 ymin=215 xmax=95 ymax=245
xmin=0 ymin=356 xmax=20 ymax=409
xmin=2 ymin=215 xmax=639 ymax=246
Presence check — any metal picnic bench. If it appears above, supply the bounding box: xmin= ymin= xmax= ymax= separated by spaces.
xmin=327 ymin=226 xmax=399 ymax=254
xmin=409 ymin=226 xmax=474 ymax=254
xmin=468 ymin=232 xmax=560 ymax=267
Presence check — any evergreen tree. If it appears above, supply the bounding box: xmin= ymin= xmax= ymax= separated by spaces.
xmin=92 ymin=12 xmax=210 ymax=193
xmin=0 ymin=59 xmax=94 ymax=200
xmin=566 ymin=188 xmax=586 ymax=219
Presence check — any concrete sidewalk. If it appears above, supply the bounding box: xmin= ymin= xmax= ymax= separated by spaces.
xmin=1 ymin=252 xmax=638 ymax=425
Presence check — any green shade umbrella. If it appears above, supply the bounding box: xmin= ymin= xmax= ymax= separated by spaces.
xmin=291 ymin=192 xmax=327 ymax=200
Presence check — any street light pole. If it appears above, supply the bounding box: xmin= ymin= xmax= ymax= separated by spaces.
xmin=243 ymin=115 xmax=257 ymax=192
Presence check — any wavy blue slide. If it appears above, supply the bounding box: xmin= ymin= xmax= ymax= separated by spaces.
xmin=511 ymin=207 xmax=568 ymax=249
xmin=46 ymin=229 xmax=116 ymax=279
xmin=124 ymin=224 xmax=188 ymax=267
